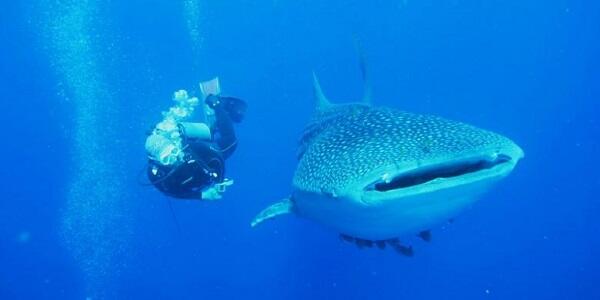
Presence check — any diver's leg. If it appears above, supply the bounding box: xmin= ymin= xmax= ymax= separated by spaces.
xmin=212 ymin=105 xmax=237 ymax=159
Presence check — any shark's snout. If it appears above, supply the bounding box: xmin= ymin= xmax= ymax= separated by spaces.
xmin=364 ymin=143 xmax=524 ymax=193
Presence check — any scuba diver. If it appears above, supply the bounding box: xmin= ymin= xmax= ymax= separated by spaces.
xmin=144 ymin=77 xmax=247 ymax=200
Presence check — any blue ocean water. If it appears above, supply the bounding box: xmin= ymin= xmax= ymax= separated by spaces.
xmin=1 ymin=0 xmax=599 ymax=299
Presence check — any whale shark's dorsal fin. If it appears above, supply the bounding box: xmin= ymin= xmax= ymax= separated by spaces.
xmin=312 ymin=45 xmax=371 ymax=111
xmin=354 ymin=38 xmax=372 ymax=105
xmin=358 ymin=48 xmax=372 ymax=105
xmin=312 ymin=72 xmax=332 ymax=112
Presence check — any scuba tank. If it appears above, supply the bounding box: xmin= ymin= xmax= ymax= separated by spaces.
xmin=179 ymin=122 xmax=211 ymax=140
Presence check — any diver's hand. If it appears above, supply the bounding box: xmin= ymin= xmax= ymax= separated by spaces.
xmin=215 ymin=179 xmax=234 ymax=193
xmin=202 ymin=187 xmax=222 ymax=201
xmin=202 ymin=179 xmax=233 ymax=201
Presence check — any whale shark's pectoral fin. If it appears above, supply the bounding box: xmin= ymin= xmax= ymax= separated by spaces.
xmin=251 ymin=198 xmax=294 ymax=227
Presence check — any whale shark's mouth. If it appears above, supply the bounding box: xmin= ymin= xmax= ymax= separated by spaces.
xmin=365 ymin=154 xmax=513 ymax=192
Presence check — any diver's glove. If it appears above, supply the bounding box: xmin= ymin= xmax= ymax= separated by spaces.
xmin=215 ymin=178 xmax=234 ymax=193
xmin=201 ymin=179 xmax=234 ymax=201
xmin=201 ymin=187 xmax=222 ymax=201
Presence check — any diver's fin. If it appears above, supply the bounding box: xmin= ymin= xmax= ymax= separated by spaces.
xmin=354 ymin=38 xmax=372 ymax=105
xmin=251 ymin=198 xmax=294 ymax=227
xmin=199 ymin=77 xmax=221 ymax=99
xmin=312 ymin=72 xmax=332 ymax=112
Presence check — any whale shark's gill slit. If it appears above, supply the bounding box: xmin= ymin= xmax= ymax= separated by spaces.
xmin=368 ymin=154 xmax=512 ymax=192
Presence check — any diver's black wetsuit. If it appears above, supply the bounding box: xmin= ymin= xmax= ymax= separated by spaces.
xmin=210 ymin=96 xmax=239 ymax=159
xmin=147 ymin=95 xmax=246 ymax=199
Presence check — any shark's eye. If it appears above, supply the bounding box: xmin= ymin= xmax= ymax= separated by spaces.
xmin=366 ymin=154 xmax=513 ymax=192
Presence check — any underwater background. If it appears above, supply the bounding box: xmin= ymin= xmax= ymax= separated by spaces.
xmin=1 ymin=0 xmax=599 ymax=299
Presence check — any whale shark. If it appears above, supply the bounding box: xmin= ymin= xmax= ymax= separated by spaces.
xmin=251 ymin=72 xmax=524 ymax=254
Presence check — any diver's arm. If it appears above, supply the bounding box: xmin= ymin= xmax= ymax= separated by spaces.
xmin=205 ymin=95 xmax=247 ymax=159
